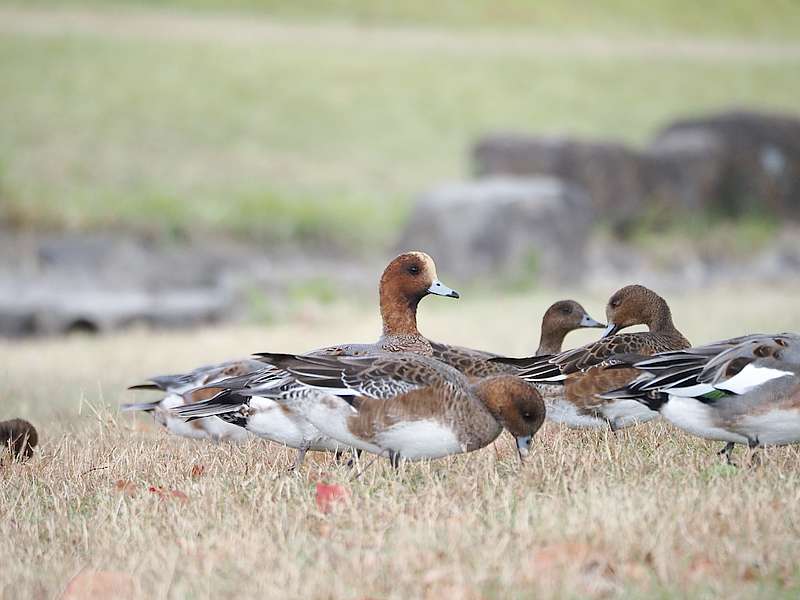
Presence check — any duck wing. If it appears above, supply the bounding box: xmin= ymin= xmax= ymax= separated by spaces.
xmin=601 ymin=334 xmax=795 ymax=402
xmin=430 ymin=341 xmax=507 ymax=378
xmin=492 ymin=333 xmax=680 ymax=382
xmin=256 ymin=352 xmax=456 ymax=401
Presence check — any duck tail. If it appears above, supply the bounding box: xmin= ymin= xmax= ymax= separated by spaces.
xmin=120 ymin=399 xmax=163 ymax=413
xmin=172 ymin=390 xmax=249 ymax=420
xmin=127 ymin=373 xmax=195 ymax=392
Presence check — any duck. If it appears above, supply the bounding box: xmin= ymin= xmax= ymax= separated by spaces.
xmin=430 ymin=299 xmax=605 ymax=378
xmin=179 ymin=296 xmax=597 ymax=462
xmin=161 ymin=251 xmax=460 ymax=468
xmin=251 ymin=351 xmax=545 ymax=466
xmin=123 ymin=359 xmax=261 ymax=442
xmin=0 ymin=418 xmax=38 ymax=462
xmin=599 ymin=333 xmax=800 ymax=464
xmin=492 ymin=285 xmax=690 ymax=430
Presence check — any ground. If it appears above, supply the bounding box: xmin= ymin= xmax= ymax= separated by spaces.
xmin=4 ymin=286 xmax=800 ymax=598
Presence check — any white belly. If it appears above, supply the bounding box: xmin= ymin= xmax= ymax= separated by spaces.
xmin=155 ymin=393 xmax=249 ymax=442
xmin=376 ymin=419 xmax=463 ymax=460
xmin=601 ymin=400 xmax=659 ymax=429
xmin=662 ymin=396 xmax=748 ymax=444
xmin=248 ymin=395 xmax=349 ymax=452
xmin=545 ymin=399 xmax=607 ymax=429
xmin=290 ymin=391 xmax=385 ymax=456
xmin=246 ymin=396 xmax=312 ymax=448
xmin=158 ymin=412 xmax=210 ymax=439
xmin=739 ymin=409 xmax=800 ymax=446
xmin=201 ymin=416 xmax=250 ymax=442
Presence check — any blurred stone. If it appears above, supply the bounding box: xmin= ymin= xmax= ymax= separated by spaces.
xmin=652 ymin=110 xmax=800 ymax=218
xmin=0 ymin=288 xmax=231 ymax=337
xmin=474 ymin=111 xmax=800 ymax=225
xmin=399 ymin=177 xmax=592 ymax=284
xmin=0 ymin=228 xmax=378 ymax=338
xmin=472 ymin=135 xmax=645 ymax=226
xmin=642 ymin=129 xmax=727 ymax=214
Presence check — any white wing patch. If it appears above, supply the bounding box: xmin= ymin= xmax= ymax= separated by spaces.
xmin=715 ymin=364 xmax=793 ymax=395
xmin=664 ymin=383 xmax=716 ymax=398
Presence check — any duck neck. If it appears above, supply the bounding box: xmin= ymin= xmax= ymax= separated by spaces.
xmin=380 ymin=288 xmax=422 ymax=338
xmin=648 ymin=301 xmax=685 ymax=339
xmin=471 ymin=376 xmax=507 ymax=420
xmin=536 ymin=324 xmax=569 ymax=356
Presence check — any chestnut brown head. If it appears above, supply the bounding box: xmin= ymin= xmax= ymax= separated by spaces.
xmin=474 ymin=375 xmax=545 ymax=460
xmin=603 ymin=285 xmax=674 ymax=337
xmin=379 ymin=252 xmax=459 ymax=305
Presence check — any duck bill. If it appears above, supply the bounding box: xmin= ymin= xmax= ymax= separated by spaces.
xmin=580 ymin=314 xmax=606 ymax=329
xmin=601 ymin=323 xmax=620 ymax=338
xmin=427 ymin=280 xmax=460 ymax=299
xmin=516 ymin=435 xmax=532 ymax=461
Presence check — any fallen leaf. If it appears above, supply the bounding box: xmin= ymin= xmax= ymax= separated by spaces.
xmin=315 ymin=482 xmax=349 ymax=513
xmin=113 ymin=480 xmax=137 ymax=497
xmin=148 ymin=485 xmax=166 ymax=499
xmin=62 ymin=570 xmax=135 ymax=600
xmin=190 ymin=464 xmax=206 ymax=478
xmin=147 ymin=486 xmax=188 ymax=502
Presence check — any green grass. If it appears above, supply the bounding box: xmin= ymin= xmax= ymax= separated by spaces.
xmin=1 ymin=5 xmax=799 ymax=244
xmin=10 ymin=0 xmax=800 ymax=39
xmin=623 ymin=212 xmax=781 ymax=265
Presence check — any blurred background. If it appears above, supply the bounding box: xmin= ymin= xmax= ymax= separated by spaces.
xmin=1 ymin=0 xmax=800 ymax=338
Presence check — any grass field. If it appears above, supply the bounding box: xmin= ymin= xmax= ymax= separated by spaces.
xmin=11 ymin=0 xmax=800 ymax=38
xmin=1 ymin=3 xmax=799 ymax=244
xmin=4 ymin=285 xmax=800 ymax=598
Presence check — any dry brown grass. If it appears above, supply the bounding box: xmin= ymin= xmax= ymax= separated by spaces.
xmin=4 ymin=286 xmax=800 ymax=599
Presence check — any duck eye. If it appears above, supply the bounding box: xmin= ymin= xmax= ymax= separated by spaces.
xmin=560 ymin=307 xmax=571 ymax=314
xmin=522 ymin=412 xmax=532 ymax=419
xmin=407 ymin=265 xmax=420 ymax=275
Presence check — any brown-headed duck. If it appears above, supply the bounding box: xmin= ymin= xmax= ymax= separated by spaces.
xmin=252 ymin=351 xmax=545 ymax=466
xmin=429 ymin=299 xmax=605 ymax=380
xmin=151 ymin=252 xmax=460 ymax=468
xmin=493 ymin=285 xmax=690 ymax=430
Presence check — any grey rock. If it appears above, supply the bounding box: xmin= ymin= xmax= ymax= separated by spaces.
xmin=472 ymin=135 xmax=646 ymax=227
xmin=642 ymin=129 xmax=728 ymax=214
xmin=474 ymin=110 xmax=800 ymax=226
xmin=652 ymin=110 xmax=800 ymax=218
xmin=399 ymin=177 xmax=592 ymax=284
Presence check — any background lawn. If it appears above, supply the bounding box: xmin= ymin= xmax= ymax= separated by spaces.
xmin=1 ymin=2 xmax=799 ymax=245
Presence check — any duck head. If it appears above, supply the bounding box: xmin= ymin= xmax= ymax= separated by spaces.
xmin=537 ymin=299 xmax=605 ymax=355
xmin=379 ymin=252 xmax=459 ymax=336
xmin=474 ymin=375 xmax=545 ymax=461
xmin=602 ymin=284 xmax=677 ymax=338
